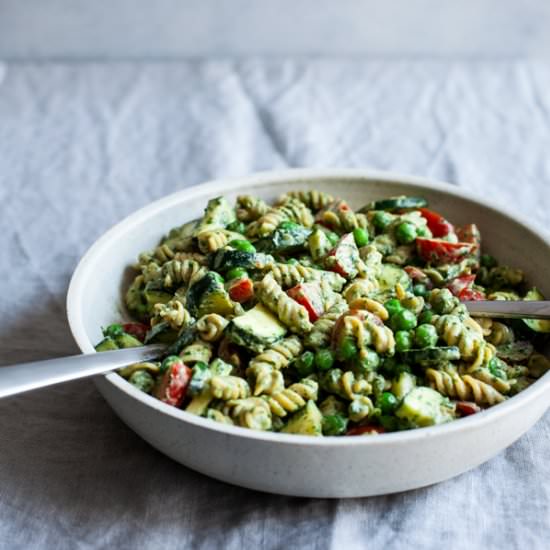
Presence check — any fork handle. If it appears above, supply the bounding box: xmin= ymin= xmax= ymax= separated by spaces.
xmin=0 ymin=345 xmax=165 ymax=399
xmin=464 ymin=300 xmax=550 ymax=319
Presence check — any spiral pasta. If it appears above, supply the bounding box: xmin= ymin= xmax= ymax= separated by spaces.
xmin=431 ymin=314 xmax=485 ymax=361
xmin=152 ymin=299 xmax=194 ymax=330
xmin=426 ymin=366 xmax=506 ymax=405
xmin=179 ymin=340 xmax=213 ymax=365
xmin=278 ymin=190 xmax=335 ymax=212
xmin=263 ymin=263 xmax=345 ymax=291
xmin=222 ymin=397 xmax=273 ymax=430
xmin=154 ymin=259 xmax=208 ymax=289
xmin=210 ymin=375 xmax=251 ymax=400
xmin=196 ymin=314 xmax=229 ymax=342
xmin=256 ymin=274 xmax=312 ymax=333
xmin=247 ymin=198 xmax=314 ymax=237
xmin=304 ymin=300 xmax=348 ymax=348
xmin=265 ymin=379 xmax=319 ymax=417
xmin=236 ymin=195 xmax=269 ymax=221
xmin=246 ymin=336 xmax=303 ymax=395
xmin=320 ymin=369 xmax=372 ymax=401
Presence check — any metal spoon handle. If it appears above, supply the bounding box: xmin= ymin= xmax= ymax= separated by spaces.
xmin=0 ymin=345 xmax=165 ymax=399
xmin=464 ymin=300 xmax=550 ymax=319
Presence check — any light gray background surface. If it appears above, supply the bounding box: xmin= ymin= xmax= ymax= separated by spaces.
xmin=0 ymin=60 xmax=549 ymax=548
xmin=2 ymin=0 xmax=550 ymax=58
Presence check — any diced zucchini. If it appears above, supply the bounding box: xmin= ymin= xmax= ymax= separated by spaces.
xmin=208 ymin=249 xmax=257 ymax=272
xmin=95 ymin=337 xmax=119 ymax=352
xmin=395 ymin=387 xmax=455 ymax=427
xmin=400 ymin=347 xmax=461 ymax=367
xmin=128 ymin=370 xmax=156 ymax=393
xmin=523 ymin=288 xmax=550 ymax=333
xmin=165 ymin=326 xmax=197 ymax=356
xmin=186 ymin=272 xmax=234 ymax=318
xmin=376 ymin=264 xmax=411 ymax=294
xmin=188 ymin=362 xmax=211 ymax=396
xmin=496 ymin=340 xmax=534 ymax=363
xmin=359 ymin=196 xmax=428 ymax=213
xmin=185 ymin=391 xmax=214 ymax=416
xmin=281 ymin=400 xmax=323 ymax=436
xmin=227 ymin=303 xmax=287 ymax=353
xmin=193 ymin=197 xmax=236 ymax=236
xmin=115 ymin=333 xmax=144 ymax=349
xmin=144 ymin=320 xmax=171 ymax=344
xmin=255 ymin=223 xmax=312 ymax=254
xmin=391 ymin=371 xmax=417 ymax=399
xmin=144 ymin=288 xmax=172 ymax=309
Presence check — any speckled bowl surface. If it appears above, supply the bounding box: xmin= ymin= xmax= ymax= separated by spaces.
xmin=67 ymin=169 xmax=550 ymax=498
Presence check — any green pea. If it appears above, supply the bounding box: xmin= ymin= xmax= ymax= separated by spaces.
xmin=391 ymin=309 xmax=417 ymax=331
xmin=227 ymin=220 xmax=246 ymax=234
xmin=339 ymin=338 xmax=358 ymax=360
xmin=103 ymin=323 xmax=124 ymax=338
xmin=279 ymin=221 xmax=301 ymax=231
xmin=326 ymin=231 xmax=340 ymax=246
xmin=395 ymin=221 xmax=417 ymax=244
xmin=418 ymin=309 xmax=433 ymax=325
xmin=226 ymin=267 xmax=248 ymax=280
xmin=160 ymin=355 xmax=182 ymax=373
xmin=353 ymin=227 xmax=369 ymax=247
xmin=373 ymin=211 xmax=392 ymax=230
xmin=384 ymin=298 xmax=403 ymax=318
xmin=228 ymin=239 xmax=256 ymax=254
xmin=354 ymin=349 xmax=380 ymax=372
xmin=322 ymin=414 xmax=348 ymax=436
xmin=315 ymin=348 xmax=335 ymax=371
xmin=395 ymin=330 xmax=413 ymax=352
xmin=377 ymin=392 xmax=398 ymax=415
xmin=414 ymin=324 xmax=438 ymax=348
xmin=295 ymin=351 xmax=315 ymax=377
xmin=413 ymin=283 xmax=428 ymax=297
xmin=431 ymin=290 xmax=455 ymax=314
xmin=481 ymin=254 xmax=497 ymax=268
xmin=287 ymin=258 xmax=299 ymax=266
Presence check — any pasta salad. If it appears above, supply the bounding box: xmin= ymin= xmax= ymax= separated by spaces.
xmin=95 ymin=190 xmax=550 ymax=436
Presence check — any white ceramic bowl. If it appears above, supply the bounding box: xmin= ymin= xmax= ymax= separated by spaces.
xmin=67 ymin=169 xmax=550 ymax=498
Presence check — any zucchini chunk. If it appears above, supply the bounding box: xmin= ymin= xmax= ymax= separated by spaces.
xmin=227 ymin=303 xmax=287 ymax=353
xmin=376 ymin=264 xmax=411 ymax=294
xmin=193 ymin=197 xmax=236 ymax=236
xmin=359 ymin=196 xmax=428 ymax=213
xmin=186 ymin=272 xmax=235 ymax=318
xmin=255 ymin=222 xmax=312 ymax=254
xmin=281 ymin=400 xmax=323 ymax=436
xmin=395 ymin=387 xmax=455 ymax=427
xmin=400 ymin=346 xmax=461 ymax=367
xmin=523 ymin=288 xmax=550 ymax=333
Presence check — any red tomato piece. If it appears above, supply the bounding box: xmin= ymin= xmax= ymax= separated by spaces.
xmin=456 ymin=223 xmax=481 ymax=260
xmin=418 ymin=208 xmax=454 ymax=238
xmin=228 ymin=277 xmax=254 ymax=303
xmin=455 ymin=401 xmax=481 ymax=416
xmin=347 ymin=425 xmax=385 ymax=436
xmin=122 ymin=322 xmax=149 ymax=343
xmin=446 ymin=274 xmax=476 ymax=297
xmin=154 ymin=361 xmax=192 ymax=407
xmin=416 ymin=238 xmax=475 ymax=265
xmin=404 ymin=265 xmax=432 ymax=287
xmin=325 ymin=233 xmax=360 ymax=278
xmin=287 ymin=283 xmax=325 ymax=322
xmin=458 ymin=288 xmax=485 ymax=301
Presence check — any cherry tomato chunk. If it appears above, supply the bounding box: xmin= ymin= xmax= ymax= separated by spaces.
xmin=455 ymin=401 xmax=481 ymax=416
xmin=154 ymin=361 xmax=192 ymax=407
xmin=416 ymin=238 xmax=475 ymax=265
xmin=458 ymin=288 xmax=485 ymax=301
xmin=287 ymin=283 xmax=324 ymax=322
xmin=122 ymin=322 xmax=149 ymax=343
xmin=228 ymin=277 xmax=254 ymax=303
xmin=446 ymin=274 xmax=476 ymax=297
xmin=418 ymin=208 xmax=454 ymax=238
xmin=347 ymin=424 xmax=385 ymax=436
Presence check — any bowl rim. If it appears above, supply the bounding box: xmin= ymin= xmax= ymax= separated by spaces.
xmin=67 ymin=167 xmax=550 ymax=447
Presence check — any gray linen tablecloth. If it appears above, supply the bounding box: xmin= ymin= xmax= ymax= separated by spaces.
xmin=0 ymin=60 xmax=549 ymax=549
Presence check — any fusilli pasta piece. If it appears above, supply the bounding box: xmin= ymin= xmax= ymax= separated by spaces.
xmin=256 ymin=274 xmax=313 ymax=333
xmin=210 ymin=375 xmax=251 ymax=400
xmin=304 ymin=300 xmax=348 ymax=348
xmin=236 ymin=195 xmax=269 ymax=222
xmin=196 ymin=314 xmax=229 ymax=342
xmin=278 ymin=190 xmax=335 ymax=212
xmin=263 ymin=263 xmax=345 ymax=291
xmin=265 ymin=379 xmax=319 ymax=417
xmin=152 ymin=299 xmax=194 ymax=330
xmin=247 ymin=198 xmax=314 ymax=237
